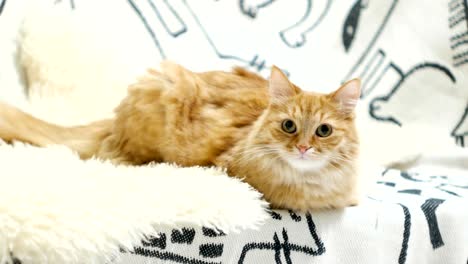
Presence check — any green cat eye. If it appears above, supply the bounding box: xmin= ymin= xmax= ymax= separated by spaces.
xmin=281 ymin=119 xmax=297 ymax=134
xmin=316 ymin=124 xmax=332 ymax=137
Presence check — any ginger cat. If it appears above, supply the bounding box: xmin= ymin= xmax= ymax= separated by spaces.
xmin=0 ymin=61 xmax=361 ymax=211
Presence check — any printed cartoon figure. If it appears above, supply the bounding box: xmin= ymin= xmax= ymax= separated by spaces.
xmin=374 ymin=169 xmax=466 ymax=201
xmin=448 ymin=0 xmax=468 ymax=67
xmin=368 ymin=63 xmax=458 ymax=126
xmin=341 ymin=0 xmax=399 ymax=94
xmin=239 ymin=0 xmax=276 ymax=18
xmin=341 ymin=0 xmax=368 ymax=52
xmin=239 ymin=0 xmax=334 ymax=49
xmin=121 ymin=211 xmax=325 ymax=264
xmin=338 ymin=1 xmax=467 ymax=147
xmin=372 ymin=168 xmax=468 ymax=257
xmin=236 ymin=211 xmax=325 ymax=263
xmin=452 ymin=106 xmax=468 ymax=147
xmin=122 ymin=226 xmax=227 ymax=263
xmin=366 ymin=60 xmax=468 ymax=145
xmin=127 ymin=0 xmax=273 ymax=73
xmin=0 ymin=0 xmax=6 ymax=15
xmin=279 ymin=0 xmax=333 ymax=48
xmin=341 ymin=0 xmax=461 ymax=100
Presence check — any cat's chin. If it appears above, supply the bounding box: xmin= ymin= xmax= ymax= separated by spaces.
xmin=284 ymin=157 xmax=328 ymax=172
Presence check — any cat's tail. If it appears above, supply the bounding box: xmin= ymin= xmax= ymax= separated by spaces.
xmin=0 ymin=102 xmax=112 ymax=159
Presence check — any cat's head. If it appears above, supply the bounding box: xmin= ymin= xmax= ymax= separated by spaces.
xmin=250 ymin=66 xmax=360 ymax=175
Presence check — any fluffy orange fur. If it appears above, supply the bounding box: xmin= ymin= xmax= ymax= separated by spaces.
xmin=0 ymin=61 xmax=361 ymax=211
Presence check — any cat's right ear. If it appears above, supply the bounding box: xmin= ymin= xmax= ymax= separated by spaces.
xmin=269 ymin=66 xmax=296 ymax=104
xmin=330 ymin=78 xmax=361 ymax=113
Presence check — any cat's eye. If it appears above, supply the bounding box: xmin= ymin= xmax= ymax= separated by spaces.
xmin=281 ymin=119 xmax=296 ymax=134
xmin=316 ymin=124 xmax=332 ymax=137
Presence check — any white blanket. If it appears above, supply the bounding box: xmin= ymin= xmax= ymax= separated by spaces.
xmin=114 ymin=166 xmax=468 ymax=264
xmin=0 ymin=0 xmax=467 ymax=263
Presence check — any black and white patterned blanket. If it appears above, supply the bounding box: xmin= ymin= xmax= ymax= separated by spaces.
xmin=114 ymin=166 xmax=468 ymax=264
xmin=1 ymin=1 xmax=467 ymax=263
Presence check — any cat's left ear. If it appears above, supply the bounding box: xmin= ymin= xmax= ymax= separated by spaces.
xmin=269 ymin=66 xmax=296 ymax=104
xmin=330 ymin=79 xmax=361 ymax=113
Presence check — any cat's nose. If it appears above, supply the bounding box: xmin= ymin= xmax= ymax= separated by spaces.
xmin=296 ymin=145 xmax=310 ymax=154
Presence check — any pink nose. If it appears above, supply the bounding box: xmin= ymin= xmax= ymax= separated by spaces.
xmin=296 ymin=145 xmax=310 ymax=154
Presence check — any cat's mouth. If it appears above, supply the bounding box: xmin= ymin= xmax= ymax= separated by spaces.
xmin=283 ymin=152 xmax=328 ymax=172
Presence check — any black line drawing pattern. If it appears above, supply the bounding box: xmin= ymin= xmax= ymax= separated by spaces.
xmin=449 ymin=0 xmax=468 ymax=67
xmin=126 ymin=226 xmax=226 ymax=264
xmin=238 ymin=213 xmax=325 ymax=263
xmin=365 ymin=60 xmax=466 ymax=146
xmin=127 ymin=0 xmax=167 ymax=59
xmin=171 ymin=228 xmax=196 ymax=244
xmin=342 ymin=0 xmax=398 ymax=85
xmin=451 ymin=105 xmax=468 ymax=147
xmin=130 ymin=247 xmax=221 ymax=264
xmin=239 ymin=0 xmax=277 ymax=19
xmin=396 ymin=171 xmax=468 ymax=198
xmin=53 ymin=0 xmax=75 ymax=9
xmin=398 ymin=204 xmax=411 ymax=264
xmin=338 ymin=0 xmax=464 ymax=145
xmin=342 ymin=0 xmax=368 ymax=52
xmin=279 ymin=0 xmax=333 ymax=48
xmin=379 ymin=198 xmax=448 ymax=264
xmin=368 ymin=62 xmax=456 ymax=126
xmin=127 ymin=0 xmax=277 ymax=73
xmin=119 ymin=167 xmax=468 ymax=264
xmin=421 ymin=198 xmax=445 ymax=249
xmin=371 ymin=169 xmax=468 ymax=264
xmin=0 ymin=0 xmax=6 ymax=15
xmin=142 ymin=233 xmax=167 ymax=249
xmin=148 ymin=0 xmax=187 ymax=37
xmin=123 ymin=212 xmax=326 ymax=264
xmin=199 ymin=244 xmax=224 ymax=258
xmin=398 ymin=189 xmax=422 ymax=195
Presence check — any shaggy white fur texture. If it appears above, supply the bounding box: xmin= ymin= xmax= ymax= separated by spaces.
xmin=0 ymin=142 xmax=268 ymax=264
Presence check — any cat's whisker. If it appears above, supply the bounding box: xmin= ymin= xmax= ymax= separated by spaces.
xmin=324 ymin=162 xmax=345 ymax=175
xmin=235 ymin=148 xmax=278 ymax=163
xmin=327 ymin=154 xmax=351 ymax=162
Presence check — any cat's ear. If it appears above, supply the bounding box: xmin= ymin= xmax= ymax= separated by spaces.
xmin=330 ymin=79 xmax=361 ymax=113
xmin=269 ymin=66 xmax=296 ymax=104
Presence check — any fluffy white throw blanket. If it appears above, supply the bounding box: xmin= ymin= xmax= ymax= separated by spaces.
xmin=0 ymin=142 xmax=268 ymax=264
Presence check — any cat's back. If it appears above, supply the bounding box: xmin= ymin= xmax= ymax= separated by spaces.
xmin=124 ymin=62 xmax=270 ymax=166
xmin=199 ymin=67 xmax=269 ymax=102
